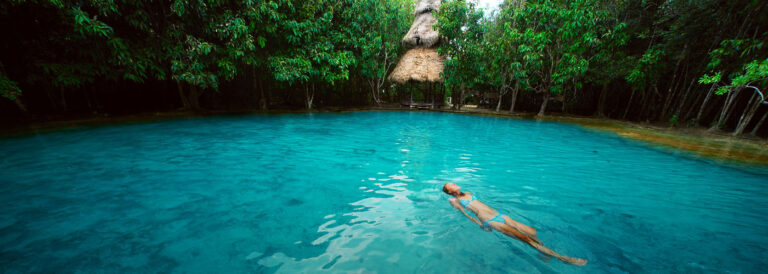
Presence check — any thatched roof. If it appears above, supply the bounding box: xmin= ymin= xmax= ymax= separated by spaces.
xmin=402 ymin=13 xmax=439 ymax=48
xmin=414 ymin=0 xmax=440 ymax=16
xmin=389 ymin=48 xmax=444 ymax=83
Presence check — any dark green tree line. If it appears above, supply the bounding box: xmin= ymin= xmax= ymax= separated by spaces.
xmin=436 ymin=0 xmax=767 ymax=137
xmin=0 ymin=0 xmax=412 ymax=118
xmin=2 ymin=0 xmax=768 ymax=138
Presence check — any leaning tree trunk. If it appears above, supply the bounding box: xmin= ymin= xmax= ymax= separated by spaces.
xmin=674 ymin=79 xmax=696 ymax=120
xmin=509 ymin=87 xmax=519 ymax=113
xmin=11 ymin=97 xmax=27 ymax=113
xmin=750 ymin=110 xmax=768 ymax=136
xmin=660 ymin=57 xmax=684 ymax=121
xmin=733 ymin=94 xmax=761 ymax=136
xmin=711 ymin=87 xmax=741 ymax=131
xmin=722 ymin=88 xmax=746 ymax=128
xmin=695 ymin=84 xmax=716 ymax=123
xmin=537 ymin=90 xmax=550 ymax=117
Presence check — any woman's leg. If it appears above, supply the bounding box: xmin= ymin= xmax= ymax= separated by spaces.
xmin=502 ymin=215 xmax=539 ymax=242
xmin=489 ymin=222 xmax=587 ymax=266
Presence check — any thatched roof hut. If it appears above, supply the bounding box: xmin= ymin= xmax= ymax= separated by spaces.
xmin=389 ymin=48 xmax=444 ymax=83
xmin=402 ymin=0 xmax=441 ymax=48
xmin=414 ymin=0 xmax=440 ymax=15
xmin=389 ymin=0 xmax=444 ymax=84
xmin=402 ymin=13 xmax=439 ymax=48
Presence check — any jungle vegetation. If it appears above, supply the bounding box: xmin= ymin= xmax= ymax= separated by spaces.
xmin=1 ymin=0 xmax=767 ymax=138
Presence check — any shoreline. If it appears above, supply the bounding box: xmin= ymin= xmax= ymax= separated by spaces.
xmin=3 ymin=106 xmax=768 ymax=167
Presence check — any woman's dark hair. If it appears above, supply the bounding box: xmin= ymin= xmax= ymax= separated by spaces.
xmin=442 ymin=184 xmax=460 ymax=196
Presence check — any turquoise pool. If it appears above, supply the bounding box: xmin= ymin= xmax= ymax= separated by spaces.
xmin=1 ymin=111 xmax=766 ymax=273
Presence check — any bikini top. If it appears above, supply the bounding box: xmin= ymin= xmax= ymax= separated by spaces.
xmin=459 ymin=195 xmax=476 ymax=207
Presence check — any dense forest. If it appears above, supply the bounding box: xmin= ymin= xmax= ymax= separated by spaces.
xmin=1 ymin=0 xmax=767 ymax=138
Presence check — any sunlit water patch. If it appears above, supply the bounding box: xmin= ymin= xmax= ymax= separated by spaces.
xmin=1 ymin=111 xmax=766 ymax=273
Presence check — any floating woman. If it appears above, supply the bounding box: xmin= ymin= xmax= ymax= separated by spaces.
xmin=442 ymin=183 xmax=588 ymax=265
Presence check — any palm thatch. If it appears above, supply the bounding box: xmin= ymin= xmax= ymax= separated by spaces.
xmin=402 ymin=12 xmax=439 ymax=48
xmin=389 ymin=48 xmax=444 ymax=83
xmin=414 ymin=0 xmax=440 ymax=16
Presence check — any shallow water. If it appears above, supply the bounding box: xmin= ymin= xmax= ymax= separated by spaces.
xmin=1 ymin=111 xmax=767 ymax=273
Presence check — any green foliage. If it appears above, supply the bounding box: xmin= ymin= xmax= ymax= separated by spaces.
xmin=706 ymin=39 xmax=764 ymax=71
xmin=2 ymin=0 xmax=767 ymax=130
xmin=502 ymin=0 xmax=619 ymax=96
xmin=436 ymin=0 xmax=485 ymax=92
xmin=0 ymin=72 xmax=22 ymax=101
xmin=349 ymin=0 xmax=411 ymax=101
xmin=713 ymin=58 xmax=768 ymax=95
xmin=269 ymin=0 xmax=354 ymax=88
xmin=698 ymin=72 xmax=722 ymax=85
xmin=669 ymin=114 xmax=678 ymax=127
xmin=626 ymin=45 xmax=664 ymax=91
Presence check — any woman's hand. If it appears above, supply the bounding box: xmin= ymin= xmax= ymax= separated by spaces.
xmin=481 ymin=225 xmax=491 ymax=232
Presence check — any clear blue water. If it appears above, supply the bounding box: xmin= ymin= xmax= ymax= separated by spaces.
xmin=1 ymin=111 xmax=767 ymax=273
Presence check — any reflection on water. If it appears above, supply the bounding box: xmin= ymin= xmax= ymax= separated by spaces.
xmin=0 ymin=111 xmax=767 ymax=273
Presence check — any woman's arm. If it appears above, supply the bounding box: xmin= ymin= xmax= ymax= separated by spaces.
xmin=458 ymin=207 xmax=485 ymax=228
xmin=449 ymin=198 xmax=486 ymax=229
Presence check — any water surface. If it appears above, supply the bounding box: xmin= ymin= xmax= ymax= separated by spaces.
xmin=1 ymin=111 xmax=766 ymax=273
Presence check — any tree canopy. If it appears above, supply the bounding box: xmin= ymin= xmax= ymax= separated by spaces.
xmin=1 ymin=0 xmax=767 ymax=138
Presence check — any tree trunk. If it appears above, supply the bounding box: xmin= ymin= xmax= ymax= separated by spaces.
xmin=369 ymin=79 xmax=381 ymax=106
xmin=623 ymin=89 xmax=636 ymax=120
xmin=673 ymin=78 xmax=696 ymax=120
xmin=457 ymin=87 xmax=464 ymax=110
xmin=733 ymin=93 xmax=758 ymax=135
xmin=722 ymin=88 xmax=744 ymax=127
xmin=696 ymin=84 xmax=716 ymax=123
xmin=750 ymin=110 xmax=768 ymax=136
xmin=46 ymin=90 xmax=58 ymax=112
xmin=660 ymin=58 xmax=684 ymax=120
xmin=427 ymin=82 xmax=432 ymax=108
xmin=711 ymin=87 xmax=741 ymax=130
xmin=638 ymin=86 xmax=653 ymax=122
xmin=59 ymin=87 xmax=68 ymax=111
xmin=305 ymin=84 xmax=315 ymax=110
xmin=188 ymin=85 xmax=200 ymax=110
xmin=84 ymin=86 xmax=94 ymax=112
xmin=253 ymin=68 xmax=268 ymax=110
xmin=371 ymin=85 xmax=380 ymax=106
xmin=596 ymin=83 xmax=608 ymax=117
xmin=537 ymin=91 xmax=550 ymax=117
xmin=259 ymin=79 xmax=268 ymax=110
xmin=177 ymin=82 xmax=190 ymax=109
xmin=13 ymin=97 xmax=28 ymax=113
xmin=430 ymin=83 xmax=435 ymax=108
xmin=509 ymin=87 xmax=519 ymax=113
xmin=682 ymin=85 xmax=706 ymax=123
xmin=495 ymin=86 xmax=506 ymax=112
